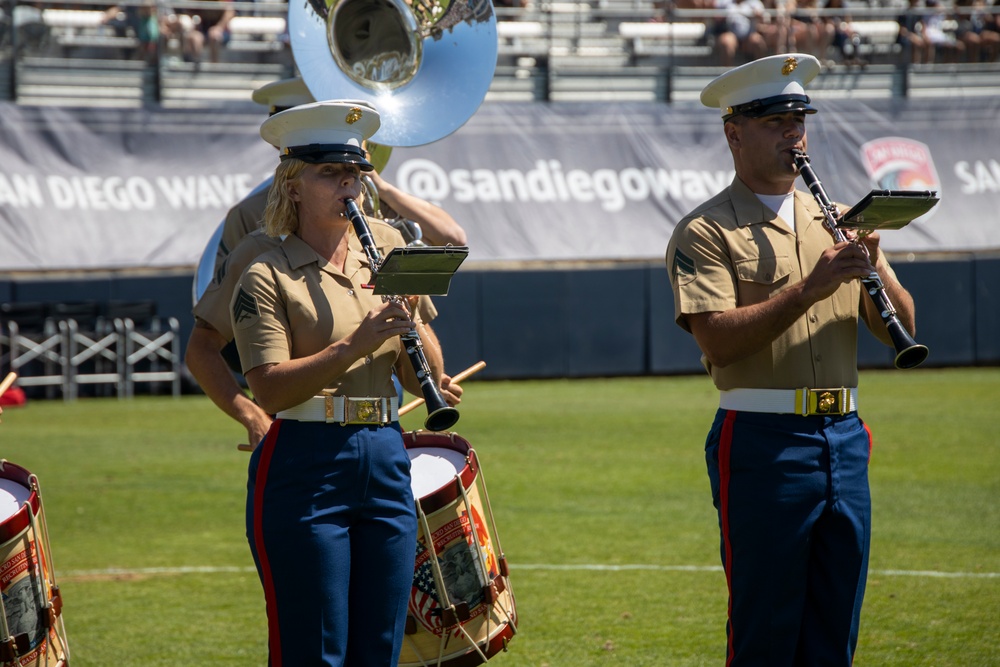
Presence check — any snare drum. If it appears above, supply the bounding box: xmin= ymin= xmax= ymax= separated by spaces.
xmin=401 ymin=432 xmax=517 ymax=667
xmin=0 ymin=461 xmax=68 ymax=667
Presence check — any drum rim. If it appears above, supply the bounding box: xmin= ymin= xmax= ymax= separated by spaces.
xmin=404 ymin=432 xmax=479 ymax=514
xmin=398 ymin=610 xmax=517 ymax=667
xmin=0 ymin=461 xmax=42 ymax=544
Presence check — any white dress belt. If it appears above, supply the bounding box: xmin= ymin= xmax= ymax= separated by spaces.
xmin=276 ymin=395 xmax=399 ymax=425
xmin=720 ymin=387 xmax=858 ymax=416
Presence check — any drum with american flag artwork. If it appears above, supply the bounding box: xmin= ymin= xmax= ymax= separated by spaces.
xmin=400 ymin=431 xmax=517 ymax=667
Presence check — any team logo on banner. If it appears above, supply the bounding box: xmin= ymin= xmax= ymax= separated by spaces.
xmin=860 ymin=137 xmax=941 ymax=192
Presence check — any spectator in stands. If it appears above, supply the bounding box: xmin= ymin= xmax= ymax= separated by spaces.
xmin=897 ymin=0 xmax=934 ymax=63
xmin=756 ymin=0 xmax=832 ymax=61
xmin=823 ymin=0 xmax=864 ymax=66
xmin=102 ymin=0 xmax=160 ymax=62
xmin=181 ymin=0 xmax=234 ymax=63
xmin=494 ymin=0 xmax=529 ymax=10
xmin=715 ymin=0 xmax=770 ymax=65
xmin=986 ymin=0 xmax=1000 ymax=56
xmin=921 ymin=0 xmax=965 ymax=62
xmin=6 ymin=1 xmax=48 ymax=54
xmin=954 ymin=0 xmax=1000 ymax=61
xmin=666 ymin=0 xmax=717 ymax=9
xmin=757 ymin=0 xmax=796 ymax=54
xmin=667 ymin=0 xmax=723 ymax=61
xmin=790 ymin=0 xmax=837 ymax=62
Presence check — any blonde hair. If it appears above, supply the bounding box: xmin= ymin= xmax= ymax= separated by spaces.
xmin=264 ymin=158 xmax=306 ymax=237
xmin=263 ymin=158 xmax=369 ymax=237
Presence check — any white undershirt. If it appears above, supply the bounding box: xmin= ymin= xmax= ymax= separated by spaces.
xmin=756 ymin=192 xmax=796 ymax=233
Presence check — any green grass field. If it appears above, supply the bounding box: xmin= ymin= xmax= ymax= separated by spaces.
xmin=0 ymin=368 xmax=997 ymax=666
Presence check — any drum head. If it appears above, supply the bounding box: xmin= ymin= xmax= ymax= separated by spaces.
xmin=0 ymin=478 xmax=31 ymax=523
xmin=407 ymin=447 xmax=466 ymax=500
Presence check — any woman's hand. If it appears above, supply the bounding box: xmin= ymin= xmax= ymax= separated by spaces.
xmin=856 ymin=230 xmax=882 ymax=269
xmin=350 ymin=300 xmax=414 ymax=357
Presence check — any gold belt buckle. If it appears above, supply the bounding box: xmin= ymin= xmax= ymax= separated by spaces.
xmin=805 ymin=388 xmax=846 ymax=416
xmin=345 ymin=397 xmax=383 ymax=425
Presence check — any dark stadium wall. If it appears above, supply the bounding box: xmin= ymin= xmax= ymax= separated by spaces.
xmin=2 ymin=256 xmax=998 ymax=392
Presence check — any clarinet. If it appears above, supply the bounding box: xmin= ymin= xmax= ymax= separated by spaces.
xmin=343 ymin=198 xmax=460 ymax=431
xmin=792 ymin=150 xmax=928 ymax=369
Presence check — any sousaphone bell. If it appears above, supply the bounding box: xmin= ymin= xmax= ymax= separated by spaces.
xmin=289 ymin=0 xmax=498 ymax=147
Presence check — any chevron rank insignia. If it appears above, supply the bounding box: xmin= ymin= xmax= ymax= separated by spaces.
xmin=233 ymin=287 xmax=260 ymax=327
xmin=673 ymin=248 xmax=696 ymax=281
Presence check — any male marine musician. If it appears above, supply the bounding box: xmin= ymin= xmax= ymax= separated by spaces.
xmin=665 ymin=53 xmax=920 ymax=666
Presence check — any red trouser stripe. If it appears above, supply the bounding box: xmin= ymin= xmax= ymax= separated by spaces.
xmin=719 ymin=409 xmax=737 ymax=667
xmin=252 ymin=421 xmax=283 ymax=667
xmin=864 ymin=420 xmax=874 ymax=464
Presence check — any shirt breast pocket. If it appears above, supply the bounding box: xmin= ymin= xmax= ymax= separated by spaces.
xmin=733 ymin=254 xmax=793 ymax=304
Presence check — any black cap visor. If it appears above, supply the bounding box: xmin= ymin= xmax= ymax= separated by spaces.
xmin=280 ymin=143 xmax=374 ymax=170
xmin=724 ymin=94 xmax=817 ymax=121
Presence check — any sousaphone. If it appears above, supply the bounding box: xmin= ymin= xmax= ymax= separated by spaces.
xmin=289 ymin=0 xmax=498 ymax=147
xmin=193 ymin=1 xmax=495 ymax=303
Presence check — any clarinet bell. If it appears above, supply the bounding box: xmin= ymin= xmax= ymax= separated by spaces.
xmin=894 ymin=343 xmax=929 ymax=370
xmin=424 ymin=402 xmax=460 ymax=432
xmin=887 ymin=321 xmax=929 ymax=369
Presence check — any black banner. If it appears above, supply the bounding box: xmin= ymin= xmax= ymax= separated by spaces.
xmin=1 ymin=96 xmax=998 ymax=272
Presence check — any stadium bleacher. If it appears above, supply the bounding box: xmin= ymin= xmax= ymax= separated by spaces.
xmin=1 ymin=0 xmax=997 ymax=106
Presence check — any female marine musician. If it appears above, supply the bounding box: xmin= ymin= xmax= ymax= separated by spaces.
xmin=230 ymin=99 xmax=462 ymax=666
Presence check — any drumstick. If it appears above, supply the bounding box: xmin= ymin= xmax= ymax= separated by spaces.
xmin=237 ymin=361 xmax=486 ymax=452
xmin=398 ymin=360 xmax=486 ymax=417
xmin=0 ymin=372 xmax=16 ymax=399
xmin=0 ymin=372 xmax=16 ymax=423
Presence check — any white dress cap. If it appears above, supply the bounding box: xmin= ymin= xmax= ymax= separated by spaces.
xmin=259 ymin=100 xmax=381 ymax=169
xmin=701 ymin=54 xmax=822 ymax=119
xmin=251 ymin=76 xmax=316 ymax=114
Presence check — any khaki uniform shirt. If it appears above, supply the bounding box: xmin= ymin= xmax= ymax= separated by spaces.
xmin=666 ymin=176 xmax=883 ymax=391
xmin=218 ymin=183 xmax=271 ymax=264
xmin=197 ymin=224 xmax=437 ymax=344
xmin=231 ymin=221 xmax=436 ymax=398
xmin=195 ymin=229 xmax=281 ymax=341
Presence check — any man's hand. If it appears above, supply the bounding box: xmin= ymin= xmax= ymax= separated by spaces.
xmin=802 ymin=240 xmax=875 ymax=303
xmin=439 ymin=374 xmax=464 ymax=407
xmin=244 ymin=410 xmax=273 ymax=450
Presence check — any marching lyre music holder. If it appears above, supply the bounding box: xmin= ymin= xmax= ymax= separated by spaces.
xmin=372 ymin=245 xmax=470 ymax=297
xmin=837 ymin=189 xmax=940 ymax=232
xmin=792 ymin=150 xmax=931 ymax=369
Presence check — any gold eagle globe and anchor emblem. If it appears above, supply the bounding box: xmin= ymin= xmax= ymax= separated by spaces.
xmin=816 ymin=391 xmax=837 ymax=413
xmin=782 ymin=57 xmax=799 ymax=76
xmin=356 ymin=399 xmax=376 ymax=421
xmin=345 ymin=107 xmax=364 ymax=124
